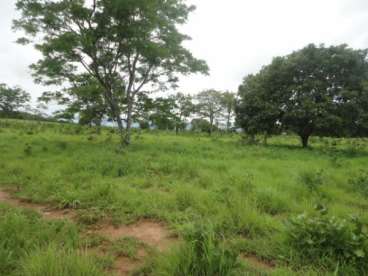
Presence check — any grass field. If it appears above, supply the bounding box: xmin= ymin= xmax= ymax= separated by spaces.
xmin=0 ymin=119 xmax=368 ymax=275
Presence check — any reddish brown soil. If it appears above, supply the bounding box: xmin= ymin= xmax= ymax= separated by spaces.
xmin=0 ymin=190 xmax=75 ymax=220
xmin=96 ymin=220 xmax=175 ymax=251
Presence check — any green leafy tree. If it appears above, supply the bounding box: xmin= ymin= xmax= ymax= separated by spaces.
xmin=237 ymin=44 xmax=368 ymax=147
xmin=150 ymin=97 xmax=177 ymax=130
xmin=14 ymin=0 xmax=208 ymax=145
xmin=196 ymin=90 xmax=223 ymax=135
xmin=171 ymin=92 xmax=194 ymax=134
xmin=0 ymin=83 xmax=31 ymax=116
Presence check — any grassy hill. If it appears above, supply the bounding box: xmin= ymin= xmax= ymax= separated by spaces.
xmin=0 ymin=119 xmax=368 ymax=275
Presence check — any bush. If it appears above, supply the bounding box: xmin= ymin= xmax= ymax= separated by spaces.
xmin=285 ymin=206 xmax=368 ymax=273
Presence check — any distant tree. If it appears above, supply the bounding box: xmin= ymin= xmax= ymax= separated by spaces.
xmin=191 ymin=118 xmax=215 ymax=133
xmin=132 ymin=93 xmax=154 ymax=130
xmin=237 ymin=44 xmax=368 ymax=147
xmin=220 ymin=91 xmax=236 ymax=131
xmin=196 ymin=90 xmax=223 ymax=135
xmin=150 ymin=97 xmax=177 ymax=130
xmin=14 ymin=0 xmax=208 ymax=145
xmin=171 ymin=93 xmax=194 ymax=134
xmin=0 ymin=83 xmax=31 ymax=116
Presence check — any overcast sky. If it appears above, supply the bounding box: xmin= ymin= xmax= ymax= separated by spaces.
xmin=1 ymin=0 xmax=368 ymax=110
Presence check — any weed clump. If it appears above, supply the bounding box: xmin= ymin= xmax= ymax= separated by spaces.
xmin=285 ymin=206 xmax=368 ymax=273
xmin=152 ymin=222 xmax=240 ymax=276
xmin=24 ymin=144 xmax=32 ymax=156
xmin=298 ymin=170 xmax=324 ymax=193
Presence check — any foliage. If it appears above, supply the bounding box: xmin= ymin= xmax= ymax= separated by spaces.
xmin=298 ymin=170 xmax=324 ymax=193
xmin=236 ymin=44 xmax=368 ymax=147
xmin=153 ymin=222 xmax=240 ymax=276
xmin=0 ymin=83 xmax=31 ymax=116
xmin=196 ymin=90 xmax=224 ymax=135
xmin=349 ymin=170 xmax=368 ymax=197
xmin=14 ymin=0 xmax=209 ymax=144
xmin=286 ymin=206 xmax=368 ymax=272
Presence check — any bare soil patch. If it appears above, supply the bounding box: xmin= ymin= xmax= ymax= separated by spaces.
xmin=0 ymin=189 xmax=175 ymax=276
xmin=95 ymin=220 xmax=175 ymax=251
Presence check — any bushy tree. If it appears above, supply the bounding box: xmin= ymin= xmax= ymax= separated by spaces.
xmin=150 ymin=97 xmax=177 ymax=130
xmin=0 ymin=83 xmax=31 ymax=116
xmin=14 ymin=0 xmax=208 ymax=145
xmin=171 ymin=93 xmax=194 ymax=134
xmin=195 ymin=90 xmax=223 ymax=135
xmin=237 ymin=44 xmax=368 ymax=147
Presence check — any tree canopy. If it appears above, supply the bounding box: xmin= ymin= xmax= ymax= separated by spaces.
xmin=0 ymin=83 xmax=31 ymax=116
xmin=14 ymin=0 xmax=209 ymax=144
xmin=236 ymin=44 xmax=368 ymax=147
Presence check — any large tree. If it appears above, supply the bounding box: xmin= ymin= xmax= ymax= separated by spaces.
xmin=0 ymin=83 xmax=31 ymax=116
xmin=14 ymin=0 xmax=208 ymax=145
xmin=237 ymin=44 xmax=368 ymax=147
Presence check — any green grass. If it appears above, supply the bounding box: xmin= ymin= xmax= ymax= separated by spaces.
xmin=0 ymin=119 xmax=368 ymax=275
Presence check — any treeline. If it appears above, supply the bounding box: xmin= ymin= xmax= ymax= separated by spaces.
xmin=39 ymin=88 xmax=236 ymax=134
xmin=8 ymin=1 xmax=368 ymax=147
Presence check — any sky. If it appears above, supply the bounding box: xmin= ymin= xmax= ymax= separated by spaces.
xmin=1 ymin=0 xmax=368 ymax=111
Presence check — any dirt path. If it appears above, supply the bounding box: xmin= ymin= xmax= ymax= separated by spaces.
xmin=0 ymin=189 xmax=174 ymax=275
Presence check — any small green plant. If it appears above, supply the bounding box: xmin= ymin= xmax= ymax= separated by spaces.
xmin=110 ymin=237 xmax=142 ymax=259
xmin=175 ymin=189 xmax=195 ymax=211
xmin=24 ymin=144 xmax=32 ymax=156
xmin=57 ymin=141 xmax=68 ymax=150
xmin=298 ymin=170 xmax=324 ymax=193
xmin=349 ymin=170 xmax=368 ymax=197
xmin=285 ymin=205 xmax=368 ymax=273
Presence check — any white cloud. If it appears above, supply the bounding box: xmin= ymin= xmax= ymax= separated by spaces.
xmin=1 ymin=0 xmax=368 ymax=112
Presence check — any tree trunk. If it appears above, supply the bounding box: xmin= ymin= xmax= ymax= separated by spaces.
xmin=124 ymin=94 xmax=133 ymax=145
xmin=263 ymin=133 xmax=268 ymax=145
xmin=102 ymin=89 xmax=124 ymax=145
xmin=209 ymin=114 xmax=213 ymax=136
xmin=227 ymin=112 xmax=231 ymax=132
xmin=301 ymin=134 xmax=310 ymax=148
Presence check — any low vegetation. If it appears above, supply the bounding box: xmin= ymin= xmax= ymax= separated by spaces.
xmin=1 ymin=119 xmax=368 ymax=275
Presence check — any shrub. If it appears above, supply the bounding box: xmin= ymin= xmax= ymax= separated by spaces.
xmin=285 ymin=206 xmax=368 ymax=273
